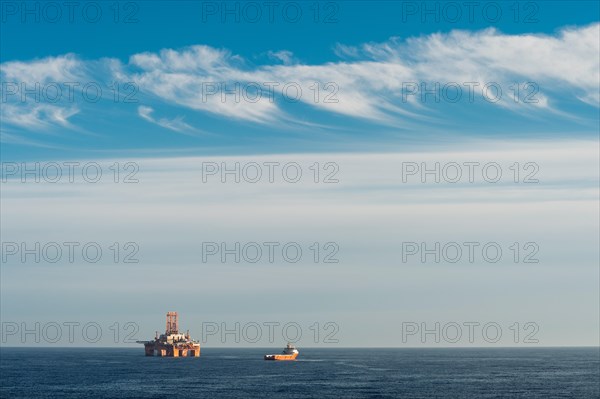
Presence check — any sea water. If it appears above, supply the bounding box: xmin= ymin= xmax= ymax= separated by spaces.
xmin=1 ymin=347 xmax=598 ymax=398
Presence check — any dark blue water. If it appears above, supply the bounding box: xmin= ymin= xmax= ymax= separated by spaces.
xmin=1 ymin=348 xmax=598 ymax=398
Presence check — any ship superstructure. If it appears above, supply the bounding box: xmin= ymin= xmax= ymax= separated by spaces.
xmin=264 ymin=343 xmax=299 ymax=361
xmin=137 ymin=312 xmax=200 ymax=357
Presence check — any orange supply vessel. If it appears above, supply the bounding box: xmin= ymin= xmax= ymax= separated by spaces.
xmin=264 ymin=343 xmax=299 ymax=361
xmin=136 ymin=312 xmax=200 ymax=357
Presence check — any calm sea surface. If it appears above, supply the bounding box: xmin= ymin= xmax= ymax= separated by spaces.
xmin=1 ymin=347 xmax=598 ymax=398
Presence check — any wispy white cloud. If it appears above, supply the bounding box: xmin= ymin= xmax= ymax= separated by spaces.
xmin=266 ymin=50 xmax=297 ymax=65
xmin=1 ymin=103 xmax=79 ymax=130
xmin=116 ymin=23 xmax=599 ymax=124
xmin=1 ymin=54 xmax=84 ymax=131
xmin=286 ymin=23 xmax=600 ymax=118
xmin=122 ymin=45 xmax=282 ymax=124
xmin=1 ymin=53 xmax=82 ymax=83
xmin=348 ymin=24 xmax=600 ymax=108
xmin=2 ymin=24 xmax=599 ymax=134
xmin=137 ymin=105 xmax=201 ymax=134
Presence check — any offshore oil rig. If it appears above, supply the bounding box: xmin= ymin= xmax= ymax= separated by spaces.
xmin=137 ymin=312 xmax=200 ymax=357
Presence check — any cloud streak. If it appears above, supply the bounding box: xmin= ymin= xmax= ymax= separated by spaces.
xmin=117 ymin=23 xmax=599 ymax=124
xmin=1 ymin=54 xmax=85 ymax=131
xmin=137 ymin=105 xmax=201 ymax=135
xmin=1 ymin=23 xmax=598 ymax=139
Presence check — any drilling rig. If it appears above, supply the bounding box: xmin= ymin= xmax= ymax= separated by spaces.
xmin=137 ymin=312 xmax=200 ymax=357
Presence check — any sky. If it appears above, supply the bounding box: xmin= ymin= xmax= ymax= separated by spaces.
xmin=0 ymin=1 xmax=599 ymax=347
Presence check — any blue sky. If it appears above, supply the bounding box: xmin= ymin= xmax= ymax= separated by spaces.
xmin=1 ymin=1 xmax=599 ymax=347
xmin=1 ymin=1 xmax=599 ymax=160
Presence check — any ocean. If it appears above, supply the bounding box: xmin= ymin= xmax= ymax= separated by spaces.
xmin=1 ymin=347 xmax=598 ymax=398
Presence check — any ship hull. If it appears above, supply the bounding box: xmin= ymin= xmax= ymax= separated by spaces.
xmin=264 ymin=353 xmax=298 ymax=361
xmin=144 ymin=342 xmax=200 ymax=357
